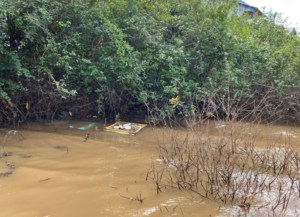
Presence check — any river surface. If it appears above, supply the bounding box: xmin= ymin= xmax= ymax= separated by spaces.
xmin=0 ymin=120 xmax=300 ymax=217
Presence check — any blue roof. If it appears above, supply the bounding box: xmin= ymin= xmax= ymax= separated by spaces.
xmin=239 ymin=0 xmax=249 ymax=6
xmin=239 ymin=0 xmax=248 ymax=5
xmin=239 ymin=0 xmax=258 ymax=13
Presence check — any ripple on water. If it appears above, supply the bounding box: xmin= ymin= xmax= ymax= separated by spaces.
xmin=142 ymin=207 xmax=159 ymax=216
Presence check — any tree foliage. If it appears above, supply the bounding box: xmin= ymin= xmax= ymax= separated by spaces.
xmin=1 ymin=0 xmax=300 ymax=124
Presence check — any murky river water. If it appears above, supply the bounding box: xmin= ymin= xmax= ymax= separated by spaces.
xmin=0 ymin=121 xmax=300 ymax=217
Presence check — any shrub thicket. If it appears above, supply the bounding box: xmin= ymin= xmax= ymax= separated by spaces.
xmin=1 ymin=0 xmax=300 ymax=125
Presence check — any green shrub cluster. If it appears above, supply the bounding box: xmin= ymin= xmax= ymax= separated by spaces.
xmin=1 ymin=0 xmax=299 ymax=124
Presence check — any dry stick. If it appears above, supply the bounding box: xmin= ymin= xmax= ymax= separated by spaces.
xmin=136 ymin=192 xmax=145 ymax=203
xmin=179 ymin=205 xmax=185 ymax=217
xmin=173 ymin=205 xmax=178 ymax=212
xmin=119 ymin=193 xmax=145 ymax=204
xmin=146 ymin=89 xmax=300 ymax=216
xmin=119 ymin=194 xmax=133 ymax=200
xmin=39 ymin=178 xmax=51 ymax=182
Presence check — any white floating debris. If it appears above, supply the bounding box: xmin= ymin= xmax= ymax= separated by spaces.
xmin=276 ymin=131 xmax=296 ymax=138
xmin=215 ymin=124 xmax=226 ymax=129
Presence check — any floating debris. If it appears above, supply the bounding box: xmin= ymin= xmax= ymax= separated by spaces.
xmin=275 ymin=131 xmax=296 ymax=138
xmin=105 ymin=122 xmax=147 ymax=135
xmin=215 ymin=124 xmax=226 ymax=129
xmin=0 ymin=152 xmax=13 ymax=158
xmin=68 ymin=123 xmax=96 ymax=131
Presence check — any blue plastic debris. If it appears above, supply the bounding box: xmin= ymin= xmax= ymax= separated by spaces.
xmin=68 ymin=123 xmax=96 ymax=131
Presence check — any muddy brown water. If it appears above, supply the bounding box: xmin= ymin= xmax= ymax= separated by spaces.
xmin=0 ymin=121 xmax=300 ymax=217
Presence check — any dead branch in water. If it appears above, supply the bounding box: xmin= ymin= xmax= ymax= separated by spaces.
xmin=147 ymin=130 xmax=300 ymax=216
xmin=119 ymin=192 xmax=145 ymax=204
xmin=39 ymin=178 xmax=51 ymax=182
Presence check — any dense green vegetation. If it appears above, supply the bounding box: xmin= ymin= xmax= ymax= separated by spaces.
xmin=1 ymin=0 xmax=300 ymax=125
